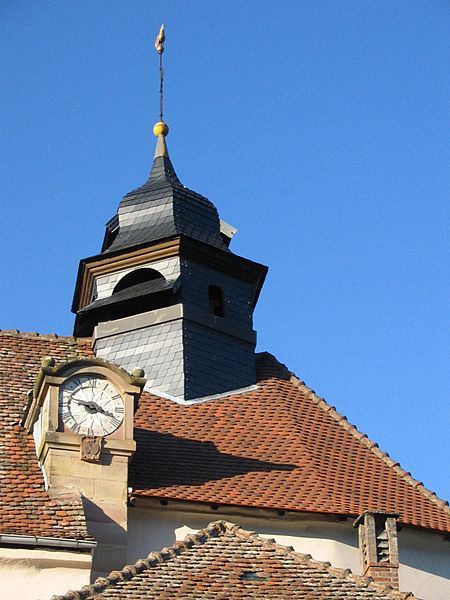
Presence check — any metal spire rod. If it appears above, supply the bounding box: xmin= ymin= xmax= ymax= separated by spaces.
xmin=154 ymin=24 xmax=165 ymax=122
xmin=159 ymin=52 xmax=164 ymax=121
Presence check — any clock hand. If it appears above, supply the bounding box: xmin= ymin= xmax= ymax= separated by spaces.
xmin=73 ymin=398 xmax=114 ymax=418
xmin=92 ymin=391 xmax=116 ymax=418
xmin=73 ymin=398 xmax=96 ymax=410
xmin=94 ymin=404 xmax=114 ymax=418
xmin=73 ymin=398 xmax=89 ymax=405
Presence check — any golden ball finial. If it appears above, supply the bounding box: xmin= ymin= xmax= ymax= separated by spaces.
xmin=153 ymin=121 xmax=169 ymax=137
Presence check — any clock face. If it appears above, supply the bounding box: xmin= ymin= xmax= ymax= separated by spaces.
xmin=60 ymin=375 xmax=125 ymax=437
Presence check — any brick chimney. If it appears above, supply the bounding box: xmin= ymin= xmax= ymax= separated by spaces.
xmin=353 ymin=511 xmax=400 ymax=590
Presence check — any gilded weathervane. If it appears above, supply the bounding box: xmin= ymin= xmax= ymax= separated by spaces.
xmin=154 ymin=24 xmax=166 ymax=126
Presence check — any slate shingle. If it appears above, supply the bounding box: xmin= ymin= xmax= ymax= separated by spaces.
xmin=103 ymin=155 xmax=227 ymax=254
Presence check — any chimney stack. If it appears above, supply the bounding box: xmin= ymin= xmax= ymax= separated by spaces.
xmin=354 ymin=511 xmax=400 ymax=590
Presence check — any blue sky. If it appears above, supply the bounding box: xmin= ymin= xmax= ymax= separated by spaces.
xmin=1 ymin=2 xmax=449 ymax=500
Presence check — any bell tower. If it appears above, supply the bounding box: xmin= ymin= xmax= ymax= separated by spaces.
xmin=71 ymin=28 xmax=267 ymax=401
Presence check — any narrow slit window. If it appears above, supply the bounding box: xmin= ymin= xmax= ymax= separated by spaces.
xmin=209 ymin=285 xmax=225 ymax=318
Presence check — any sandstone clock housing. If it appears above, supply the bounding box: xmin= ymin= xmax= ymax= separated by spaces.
xmin=23 ymin=356 xmax=145 ymax=579
xmin=24 ymin=356 xmax=145 ymax=487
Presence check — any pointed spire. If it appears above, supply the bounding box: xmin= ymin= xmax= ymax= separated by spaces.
xmin=148 ymin=120 xmax=180 ymax=184
xmin=146 ymin=26 xmax=180 ymax=185
xmin=153 ymin=121 xmax=169 ymax=158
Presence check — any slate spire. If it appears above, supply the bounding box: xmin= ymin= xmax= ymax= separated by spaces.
xmin=72 ymin=28 xmax=268 ymax=400
xmin=98 ymin=118 xmax=227 ymax=255
xmin=147 ymin=121 xmax=180 ymax=185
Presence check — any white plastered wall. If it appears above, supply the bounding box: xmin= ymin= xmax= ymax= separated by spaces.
xmin=92 ymin=256 xmax=180 ymax=302
xmin=398 ymin=527 xmax=450 ymax=600
xmin=0 ymin=547 xmax=91 ymax=600
xmin=127 ymin=505 xmax=450 ymax=600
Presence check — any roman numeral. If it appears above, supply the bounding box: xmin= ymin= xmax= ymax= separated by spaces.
xmin=110 ymin=417 xmax=121 ymax=428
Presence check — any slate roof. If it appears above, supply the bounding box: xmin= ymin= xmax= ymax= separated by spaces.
xmin=79 ymin=276 xmax=178 ymax=313
xmin=102 ymin=153 xmax=228 ymax=254
xmin=0 ymin=331 xmax=449 ymax=539
xmin=0 ymin=330 xmax=93 ymax=541
xmin=51 ymin=520 xmax=414 ymax=599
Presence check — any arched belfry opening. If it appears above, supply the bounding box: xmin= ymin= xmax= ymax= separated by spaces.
xmin=113 ymin=268 xmax=165 ymax=295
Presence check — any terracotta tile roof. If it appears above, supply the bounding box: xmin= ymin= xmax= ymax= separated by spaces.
xmin=131 ymin=353 xmax=450 ymax=534
xmin=0 ymin=330 xmax=93 ymax=540
xmin=51 ymin=521 xmax=414 ymax=599
xmin=0 ymin=331 xmax=449 ymax=539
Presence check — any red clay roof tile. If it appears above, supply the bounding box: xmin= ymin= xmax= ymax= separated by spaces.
xmin=51 ymin=521 xmax=415 ymax=599
xmin=130 ymin=352 xmax=450 ymax=534
xmin=1 ymin=332 xmax=449 ymax=538
xmin=0 ymin=331 xmax=93 ymax=540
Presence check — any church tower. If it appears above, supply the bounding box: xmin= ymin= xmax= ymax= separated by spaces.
xmin=72 ymin=126 xmax=267 ymax=401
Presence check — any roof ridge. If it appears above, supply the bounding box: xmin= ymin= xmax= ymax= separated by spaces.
xmin=288 ymin=372 xmax=450 ymax=520
xmin=225 ymin=521 xmax=414 ymax=599
xmin=51 ymin=521 xmax=227 ymax=600
xmin=51 ymin=520 xmax=414 ymax=600
xmin=0 ymin=329 xmax=93 ymax=348
xmin=0 ymin=329 xmax=77 ymax=340
xmin=0 ymin=329 xmax=62 ymax=339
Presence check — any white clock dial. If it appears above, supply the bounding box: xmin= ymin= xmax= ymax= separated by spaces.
xmin=60 ymin=375 xmax=124 ymax=437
